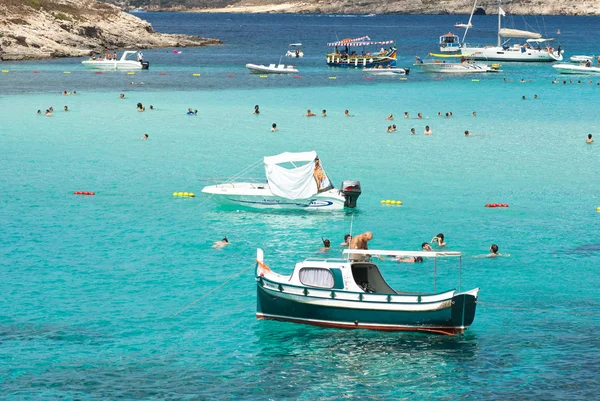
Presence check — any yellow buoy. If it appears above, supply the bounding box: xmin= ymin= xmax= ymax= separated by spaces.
xmin=596 ymin=207 xmax=600 ymax=211
xmin=472 ymin=79 xmax=480 ymax=82
xmin=328 ymin=76 xmax=336 ymax=80
xmin=380 ymin=200 xmax=386 ymax=203
xmin=173 ymin=192 xmax=178 ymax=197
xmin=192 ymin=73 xmax=201 ymax=77
xmin=189 ymin=193 xmax=195 ymax=197
xmin=1 ymin=70 xmax=9 ymax=73
xmin=183 ymin=192 xmax=189 ymax=196
xmin=399 ymin=78 xmax=408 ymax=81
xmin=385 ymin=200 xmax=392 ymax=204
xmin=127 ymin=72 xmax=135 ymax=75
xmin=177 ymin=192 xmax=184 ymax=197
xmin=396 ymin=201 xmax=403 ymax=205
xmin=63 ymin=71 xmax=71 ymax=74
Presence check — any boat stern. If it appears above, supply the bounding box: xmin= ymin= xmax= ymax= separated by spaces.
xmin=451 ymin=288 xmax=479 ymax=331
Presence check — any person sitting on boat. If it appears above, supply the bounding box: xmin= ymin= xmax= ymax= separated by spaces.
xmin=379 ymin=47 xmax=385 ymax=54
xmin=113 ymin=51 xmax=117 ymax=60
xmin=430 ymin=233 xmax=446 ymax=247
xmin=303 ymin=109 xmax=316 ymax=117
xmin=585 ymin=59 xmax=591 ymax=67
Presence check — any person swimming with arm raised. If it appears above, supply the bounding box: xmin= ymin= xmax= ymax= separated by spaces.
xmin=430 ymin=233 xmax=446 ymax=247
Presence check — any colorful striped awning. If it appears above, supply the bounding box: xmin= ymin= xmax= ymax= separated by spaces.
xmin=327 ymin=40 xmax=395 ymax=47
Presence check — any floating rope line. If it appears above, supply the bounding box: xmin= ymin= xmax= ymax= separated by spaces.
xmin=170 ymin=263 xmax=255 ymax=318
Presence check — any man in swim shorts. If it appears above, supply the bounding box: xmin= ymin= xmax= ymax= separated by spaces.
xmin=349 ymin=232 xmax=373 ymax=260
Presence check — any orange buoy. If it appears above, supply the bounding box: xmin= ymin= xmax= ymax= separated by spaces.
xmin=293 ymin=75 xmax=302 ymax=78
xmin=160 ymin=72 xmax=167 ymax=75
xmin=226 ymin=73 xmax=234 ymax=77
xmin=94 ymin=71 xmax=103 ymax=75
xmin=364 ymin=77 xmax=372 ymax=81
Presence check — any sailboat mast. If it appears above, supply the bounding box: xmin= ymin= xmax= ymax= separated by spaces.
xmin=462 ymin=0 xmax=478 ymax=44
xmin=497 ymin=0 xmax=502 ymax=47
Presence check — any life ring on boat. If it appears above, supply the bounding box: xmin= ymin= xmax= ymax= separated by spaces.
xmin=257 ymin=260 xmax=271 ymax=276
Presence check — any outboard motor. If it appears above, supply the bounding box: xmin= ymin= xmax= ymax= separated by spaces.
xmin=141 ymin=61 xmax=150 ymax=70
xmin=341 ymin=180 xmax=362 ymax=208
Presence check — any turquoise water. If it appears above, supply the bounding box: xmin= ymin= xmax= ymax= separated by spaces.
xmin=1 ymin=13 xmax=600 ymax=399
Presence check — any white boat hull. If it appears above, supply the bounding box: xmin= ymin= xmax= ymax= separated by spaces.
xmin=417 ymin=62 xmax=500 ymax=73
xmin=553 ymin=63 xmax=600 ymax=75
xmin=363 ymin=67 xmax=409 ymax=76
xmin=570 ymin=55 xmax=594 ymax=63
xmin=81 ymin=60 xmax=144 ymax=70
xmin=246 ymin=64 xmax=298 ymax=74
xmin=201 ymin=183 xmax=345 ymax=210
xmin=460 ymin=45 xmax=562 ymax=62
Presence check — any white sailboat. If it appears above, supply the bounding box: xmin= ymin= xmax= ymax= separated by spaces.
xmin=444 ymin=0 xmax=563 ymax=62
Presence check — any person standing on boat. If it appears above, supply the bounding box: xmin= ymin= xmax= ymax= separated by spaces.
xmin=350 ymin=232 xmax=373 ymax=261
xmin=113 ymin=51 xmax=117 ymax=60
xmin=137 ymin=51 xmax=143 ymax=62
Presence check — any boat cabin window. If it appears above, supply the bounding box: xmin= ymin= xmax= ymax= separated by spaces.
xmin=351 ymin=263 xmax=396 ymax=294
xmin=299 ymin=268 xmax=334 ymax=289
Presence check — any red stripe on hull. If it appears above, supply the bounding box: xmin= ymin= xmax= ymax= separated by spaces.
xmin=256 ymin=313 xmax=464 ymax=336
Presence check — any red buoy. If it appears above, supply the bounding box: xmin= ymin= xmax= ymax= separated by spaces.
xmin=160 ymin=72 xmax=167 ymax=75
xmin=95 ymin=71 xmax=103 ymax=75
xmin=485 ymin=203 xmax=491 ymax=207
xmin=226 ymin=73 xmax=234 ymax=77
xmin=293 ymin=75 xmax=302 ymax=79
xmin=90 ymin=192 xmax=95 ymax=196
xmin=364 ymin=78 xmax=372 ymax=81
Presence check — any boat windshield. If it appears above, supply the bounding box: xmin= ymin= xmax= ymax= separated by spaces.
xmin=351 ymin=263 xmax=396 ymax=293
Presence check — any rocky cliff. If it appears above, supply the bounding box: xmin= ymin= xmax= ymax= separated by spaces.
xmin=0 ymin=0 xmax=221 ymax=61
xmin=102 ymin=0 xmax=600 ymax=16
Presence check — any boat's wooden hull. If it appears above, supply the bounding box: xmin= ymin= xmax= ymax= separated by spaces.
xmin=256 ymin=277 xmax=478 ymax=335
xmin=326 ymin=50 xmax=396 ymax=68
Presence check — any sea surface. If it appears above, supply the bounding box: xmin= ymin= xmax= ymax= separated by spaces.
xmin=1 ymin=13 xmax=599 ymax=399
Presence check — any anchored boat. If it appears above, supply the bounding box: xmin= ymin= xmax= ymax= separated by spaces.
xmin=201 ymin=151 xmax=361 ymax=211
xmin=256 ymin=248 xmax=479 ymax=335
xmin=553 ymin=62 xmax=600 ymax=75
xmin=285 ymin=43 xmax=304 ymax=58
xmin=363 ymin=67 xmax=410 ymax=76
xmin=245 ymin=63 xmax=298 ymax=74
xmin=416 ymin=54 xmax=501 ymax=74
xmin=81 ymin=51 xmax=149 ymax=70
xmin=326 ymin=36 xmax=396 ymax=68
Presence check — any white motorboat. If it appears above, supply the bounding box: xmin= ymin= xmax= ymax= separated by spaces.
xmin=363 ymin=67 xmax=410 ymax=76
xmin=570 ymin=55 xmax=595 ymax=63
xmin=246 ymin=63 xmax=298 ymax=74
xmin=285 ymin=43 xmax=304 ymax=58
xmin=201 ymin=151 xmax=362 ymax=211
xmin=416 ymin=54 xmax=501 ymax=73
xmin=454 ymin=22 xmax=473 ymax=29
xmin=553 ymin=62 xmax=600 ymax=75
xmin=441 ymin=0 xmax=563 ymax=62
xmin=81 ymin=51 xmax=149 ymax=70
xmin=130 ymin=7 xmax=146 ymax=12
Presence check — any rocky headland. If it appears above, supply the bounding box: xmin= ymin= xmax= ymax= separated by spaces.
xmin=0 ymin=0 xmax=221 ymax=61
xmin=130 ymin=0 xmax=600 ymax=15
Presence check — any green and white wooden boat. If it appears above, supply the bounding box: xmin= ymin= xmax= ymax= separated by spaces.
xmin=255 ymin=248 xmax=479 ymax=335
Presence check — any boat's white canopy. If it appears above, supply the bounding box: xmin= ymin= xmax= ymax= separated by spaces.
xmin=263 ymin=151 xmax=333 ymax=199
xmin=343 ymin=249 xmax=462 ymax=258
xmin=499 ymin=28 xmax=541 ymax=39
xmin=263 ymin=151 xmax=317 ymax=165
xmin=289 ymin=43 xmax=302 ymax=47
xmin=526 ymin=38 xmax=554 ymax=43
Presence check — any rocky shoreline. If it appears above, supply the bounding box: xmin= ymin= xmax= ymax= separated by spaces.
xmin=0 ymin=0 xmax=221 ymax=61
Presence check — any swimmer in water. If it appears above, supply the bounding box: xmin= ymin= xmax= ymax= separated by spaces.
xmin=64 ymin=106 xmax=68 ymax=111
xmin=397 ymin=256 xmax=424 ymax=263
xmin=37 ymin=110 xmax=41 ymax=115
xmin=254 ymin=105 xmax=260 ymax=115
xmin=213 ymin=237 xmax=230 ymax=249
xmin=303 ymin=109 xmax=316 ymax=117
xmin=417 ymin=112 xmax=423 ymax=119
xmin=45 ymin=109 xmax=52 ymax=116
xmin=119 ymin=93 xmax=125 ymax=99
xmin=586 ymin=134 xmax=594 ymax=144
xmin=149 ymin=105 xmax=154 ymax=110
xmin=421 ymin=242 xmax=433 ymax=251
xmin=341 ymin=234 xmax=352 ymax=247
xmin=139 ymin=134 xmax=149 ymax=140
xmin=392 ymin=124 xmax=396 ymax=131
xmin=522 ymin=96 xmax=527 ymax=100
xmin=437 ymin=112 xmax=442 ymax=116
xmin=534 ymin=94 xmax=538 ymax=99
xmin=424 ymin=126 xmax=432 ymax=135
xmin=271 ymin=123 xmax=278 ymax=132
xmin=344 ymin=109 xmax=352 ymax=117
xmin=73 ymin=91 xmax=77 ymax=95
xmin=404 ymin=112 xmax=409 ymax=118
xmin=186 ymin=108 xmax=194 ymax=115
xmin=194 ymin=110 xmax=198 ymax=115
xmin=430 ymin=233 xmax=446 ymax=247
xmin=320 ymin=238 xmax=331 ymax=252
xmin=62 ymin=90 xmax=70 ymax=96
xmin=386 ymin=114 xmax=394 ymax=120
xmin=322 ymin=109 xmax=327 ymax=117
xmin=387 ymin=125 xmax=393 ymax=133
xmin=472 ymin=111 xmax=477 ymax=117
xmin=488 ymin=244 xmax=500 ymax=257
